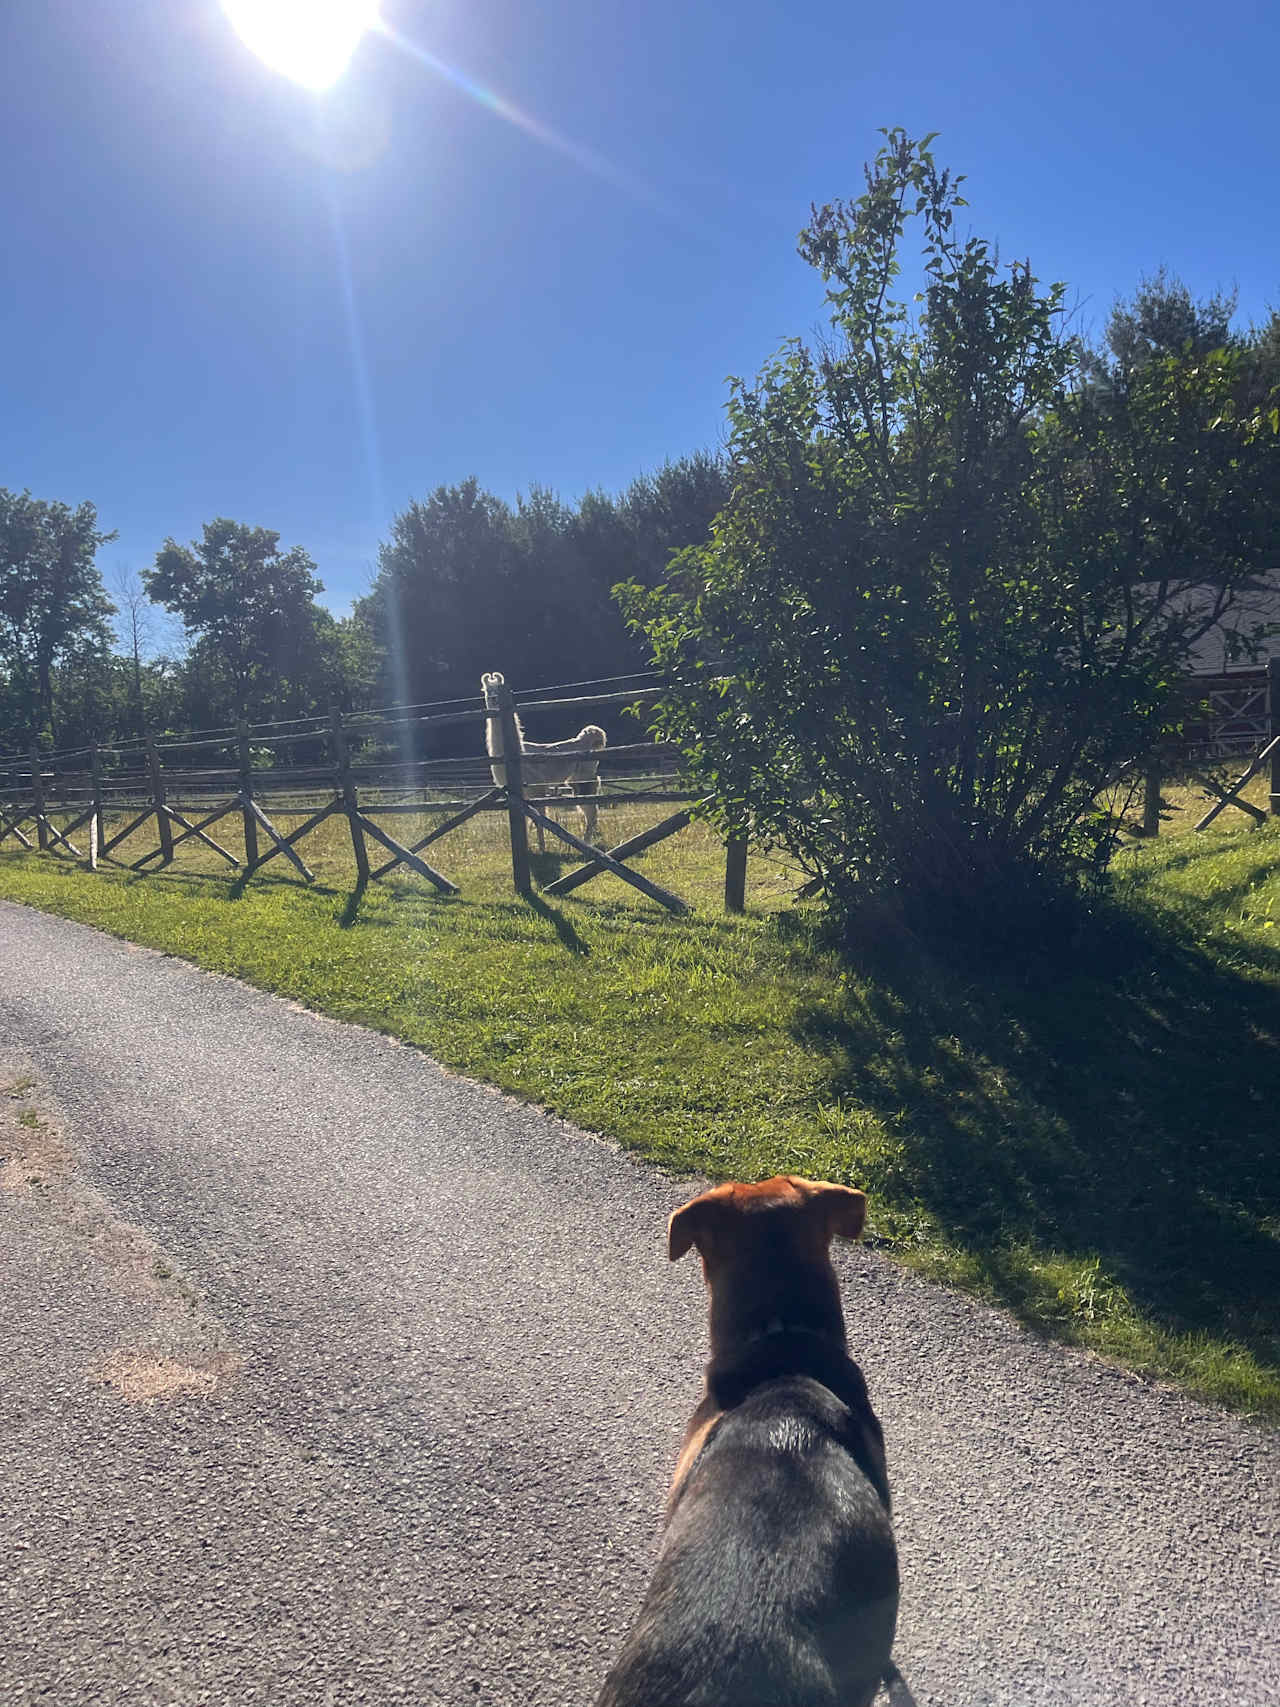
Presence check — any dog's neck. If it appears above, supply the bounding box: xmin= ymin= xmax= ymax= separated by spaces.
xmin=706 ymin=1318 xmax=854 ymax=1410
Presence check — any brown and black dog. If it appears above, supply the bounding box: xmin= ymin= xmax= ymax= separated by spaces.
xmin=596 ymin=1176 xmax=898 ymax=1707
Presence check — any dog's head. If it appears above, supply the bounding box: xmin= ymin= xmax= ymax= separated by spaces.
xmin=668 ymin=1176 xmax=866 ymax=1353
xmin=574 ymin=724 xmax=607 ymax=751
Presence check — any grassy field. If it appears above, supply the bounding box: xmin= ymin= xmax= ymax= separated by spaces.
xmin=1 ymin=784 xmax=1278 ymax=1422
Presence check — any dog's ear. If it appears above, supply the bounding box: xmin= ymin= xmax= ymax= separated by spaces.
xmin=668 ymin=1195 xmax=715 ymax=1262
xmin=787 ymin=1177 xmax=867 ymax=1243
xmin=817 ymin=1183 xmax=867 ymax=1242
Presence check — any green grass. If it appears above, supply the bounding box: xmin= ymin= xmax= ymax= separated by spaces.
xmin=1 ymin=794 xmax=1278 ymax=1422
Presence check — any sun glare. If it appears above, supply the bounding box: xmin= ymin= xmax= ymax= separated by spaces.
xmin=222 ymin=0 xmax=380 ymax=91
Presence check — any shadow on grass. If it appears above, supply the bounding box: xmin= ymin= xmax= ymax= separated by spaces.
xmin=527 ymin=893 xmax=591 ymax=956
xmin=790 ymin=893 xmax=1280 ymax=1378
xmin=327 ymin=873 xmax=590 ymax=954
xmin=220 ymin=866 xmax=341 ymax=903
xmin=529 ymin=848 xmax=576 ymax=885
xmin=339 ymin=877 xmax=369 ymax=927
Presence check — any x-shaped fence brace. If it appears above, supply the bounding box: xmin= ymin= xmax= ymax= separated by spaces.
xmin=132 ymin=802 xmax=239 ymax=870
xmin=1194 ymin=735 xmax=1280 ymax=832
xmin=539 ymin=795 xmax=714 ymax=912
xmin=347 ymin=806 xmax=459 ymax=893
xmin=0 ymin=806 xmax=37 ymax=851
xmin=521 ymin=791 xmax=713 ymax=915
xmin=0 ymin=782 xmax=468 ymax=893
xmin=365 ymin=787 xmax=500 ymax=883
xmin=0 ymin=801 xmax=92 ymax=860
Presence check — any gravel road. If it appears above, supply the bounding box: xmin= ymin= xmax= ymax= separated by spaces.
xmin=0 ymin=898 xmax=1277 ymax=1707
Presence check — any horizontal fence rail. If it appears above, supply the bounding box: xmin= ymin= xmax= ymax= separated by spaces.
xmin=0 ymin=673 xmax=752 ymax=912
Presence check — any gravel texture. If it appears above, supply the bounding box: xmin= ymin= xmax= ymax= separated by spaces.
xmin=0 ymin=897 xmax=1277 ymax=1706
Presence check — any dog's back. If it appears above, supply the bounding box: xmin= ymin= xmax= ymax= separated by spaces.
xmin=598 ymin=1372 xmax=897 ymax=1707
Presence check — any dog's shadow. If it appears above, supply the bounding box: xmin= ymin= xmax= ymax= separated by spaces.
xmin=882 ymin=1663 xmax=920 ymax=1706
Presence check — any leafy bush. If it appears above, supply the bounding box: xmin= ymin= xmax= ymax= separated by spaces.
xmin=620 ymin=132 xmax=1280 ymax=930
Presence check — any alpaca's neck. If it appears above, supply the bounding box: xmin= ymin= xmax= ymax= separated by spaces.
xmin=484 ymin=703 xmax=524 ymax=759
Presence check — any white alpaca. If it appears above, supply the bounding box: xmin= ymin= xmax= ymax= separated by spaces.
xmin=482 ymin=672 xmax=607 ymax=850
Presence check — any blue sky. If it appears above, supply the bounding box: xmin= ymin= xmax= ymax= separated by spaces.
xmin=2 ymin=0 xmax=1277 ymax=623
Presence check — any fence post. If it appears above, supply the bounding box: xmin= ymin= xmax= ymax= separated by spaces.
xmin=87 ymin=742 xmax=103 ymax=868
xmin=1269 ymin=657 xmax=1280 ymax=817
xmin=725 ymin=828 xmax=748 ymax=913
xmin=329 ymin=705 xmax=370 ymax=883
xmin=146 ymin=736 xmax=174 ymax=866
xmin=237 ymin=723 xmax=259 ymax=869
xmin=30 ymin=746 xmax=49 ymax=851
xmin=1142 ymin=762 xmax=1162 ymax=837
xmin=495 ymin=680 xmax=532 ymax=898
xmin=90 ymin=742 xmax=105 ymax=857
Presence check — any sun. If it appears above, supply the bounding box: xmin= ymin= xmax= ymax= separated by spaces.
xmin=222 ymin=0 xmax=380 ymax=91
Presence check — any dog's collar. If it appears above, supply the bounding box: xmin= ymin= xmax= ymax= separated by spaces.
xmin=733 ymin=1318 xmax=845 ymax=1353
xmin=706 ymin=1320 xmax=856 ymax=1414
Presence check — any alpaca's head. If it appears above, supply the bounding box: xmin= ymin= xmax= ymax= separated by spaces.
xmin=481 ymin=671 xmax=505 ymax=704
xmin=575 ymin=725 xmax=607 ymax=751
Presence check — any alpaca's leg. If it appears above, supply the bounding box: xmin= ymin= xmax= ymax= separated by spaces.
xmin=582 ymin=769 xmax=601 ymax=844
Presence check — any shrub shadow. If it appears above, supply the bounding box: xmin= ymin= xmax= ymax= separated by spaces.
xmin=792 ymin=898 xmax=1280 ymax=1372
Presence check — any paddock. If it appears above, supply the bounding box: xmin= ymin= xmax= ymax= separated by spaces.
xmin=10 ymin=663 xmax=1279 ymax=908
xmin=0 ymin=674 xmax=774 ymax=914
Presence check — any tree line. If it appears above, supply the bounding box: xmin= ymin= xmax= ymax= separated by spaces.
xmin=0 ymin=453 xmax=730 ymax=754
xmin=3 ymin=273 xmax=1272 ymax=769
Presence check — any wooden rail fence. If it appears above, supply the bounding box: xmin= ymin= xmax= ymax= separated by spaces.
xmin=0 ymin=677 xmax=750 ymax=913
xmin=1139 ymin=658 xmax=1280 ymax=835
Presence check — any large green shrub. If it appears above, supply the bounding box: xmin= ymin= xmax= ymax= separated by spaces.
xmin=621 ymin=132 xmax=1280 ymax=926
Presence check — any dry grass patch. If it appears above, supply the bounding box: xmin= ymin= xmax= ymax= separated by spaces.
xmin=1 ymin=1061 xmax=239 ymax=1402
xmin=95 ymin=1351 xmax=229 ymax=1405
xmin=1 ymin=1078 xmax=72 ymax=1192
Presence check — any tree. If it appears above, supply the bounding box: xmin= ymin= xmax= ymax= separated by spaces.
xmin=325 ymin=609 xmax=382 ymax=714
xmin=0 ymin=489 xmax=115 ymax=746
xmin=145 ymin=519 xmax=329 ymax=725
xmin=110 ymin=564 xmax=160 ymax=738
xmin=619 ymin=132 xmax=1280 ymax=931
xmin=1094 ymin=267 xmax=1238 ymax=380
xmin=1075 ymin=279 xmax=1280 ymax=669
xmin=359 ymin=478 xmax=521 ymax=707
xmin=575 ymin=453 xmax=732 ymax=594
xmin=360 ymin=457 xmax=732 ymax=714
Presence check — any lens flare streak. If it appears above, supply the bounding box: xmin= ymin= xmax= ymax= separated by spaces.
xmin=324 ymin=190 xmax=415 ymax=741
xmin=376 ymin=23 xmax=689 ymax=223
